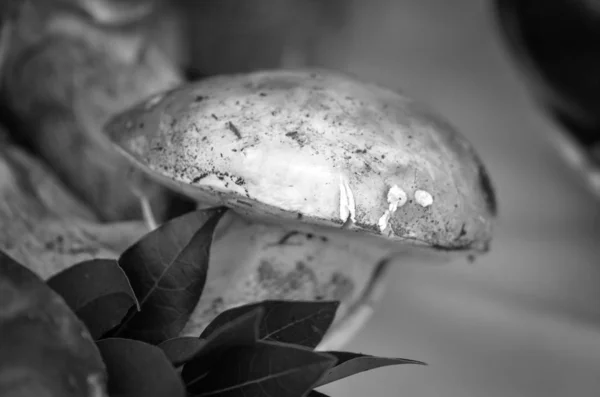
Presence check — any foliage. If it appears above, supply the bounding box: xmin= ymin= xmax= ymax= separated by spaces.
xmin=1 ymin=208 xmax=425 ymax=397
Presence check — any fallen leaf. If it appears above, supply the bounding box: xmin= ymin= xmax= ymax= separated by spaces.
xmin=47 ymin=258 xmax=138 ymax=339
xmin=158 ymin=337 xmax=207 ymax=367
xmin=201 ymin=300 xmax=339 ymax=348
xmin=0 ymin=251 xmax=108 ymax=397
xmin=112 ymin=208 xmax=226 ymax=344
xmin=308 ymin=391 xmax=330 ymax=397
xmin=96 ymin=338 xmax=185 ymax=397
xmin=181 ymin=308 xmax=263 ymax=380
xmin=314 ymin=351 xmax=426 ymax=387
xmin=186 ymin=340 xmax=336 ymax=397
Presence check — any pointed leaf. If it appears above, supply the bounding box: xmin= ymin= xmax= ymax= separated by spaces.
xmin=96 ymin=338 xmax=185 ymax=397
xmin=201 ymin=300 xmax=339 ymax=348
xmin=158 ymin=337 xmax=207 ymax=367
xmin=314 ymin=351 xmax=426 ymax=387
xmin=0 ymin=251 xmax=108 ymax=397
xmin=113 ymin=207 xmax=227 ymax=344
xmin=181 ymin=308 xmax=263 ymax=381
xmin=46 ymin=259 xmax=138 ymax=339
xmin=193 ymin=306 xmax=263 ymax=353
xmin=185 ymin=340 xmax=337 ymax=396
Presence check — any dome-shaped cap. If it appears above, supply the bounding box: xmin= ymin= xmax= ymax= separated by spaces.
xmin=105 ymin=69 xmax=497 ymax=253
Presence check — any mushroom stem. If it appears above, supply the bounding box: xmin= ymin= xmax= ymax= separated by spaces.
xmin=180 ymin=211 xmax=404 ymax=350
xmin=317 ymin=303 xmax=374 ymax=351
xmin=316 ymin=257 xmax=392 ymax=351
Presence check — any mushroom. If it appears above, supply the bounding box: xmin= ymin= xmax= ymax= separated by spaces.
xmin=103 ymin=69 xmax=497 ymax=350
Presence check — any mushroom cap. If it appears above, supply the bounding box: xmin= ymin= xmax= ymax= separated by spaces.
xmin=104 ymin=69 xmax=497 ymax=253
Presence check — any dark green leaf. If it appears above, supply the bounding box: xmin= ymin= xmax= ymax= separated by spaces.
xmin=112 ymin=207 xmax=227 ymax=344
xmin=314 ymin=351 xmax=426 ymax=387
xmin=181 ymin=307 xmax=263 ymax=381
xmin=186 ymin=340 xmax=337 ymax=396
xmin=193 ymin=306 xmax=262 ymax=352
xmin=46 ymin=259 xmax=138 ymax=340
xmin=201 ymin=300 xmax=339 ymax=348
xmin=158 ymin=337 xmax=206 ymax=367
xmin=96 ymin=338 xmax=185 ymax=397
xmin=0 ymin=251 xmax=108 ymax=397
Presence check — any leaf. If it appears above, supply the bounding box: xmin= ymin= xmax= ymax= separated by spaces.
xmin=181 ymin=307 xmax=263 ymax=379
xmin=46 ymin=258 xmax=138 ymax=339
xmin=96 ymin=338 xmax=185 ymax=397
xmin=200 ymin=300 xmax=340 ymax=348
xmin=314 ymin=351 xmax=426 ymax=387
xmin=308 ymin=391 xmax=330 ymax=397
xmin=185 ymin=340 xmax=337 ymax=396
xmin=112 ymin=207 xmax=227 ymax=344
xmin=158 ymin=337 xmax=206 ymax=367
xmin=0 ymin=251 xmax=108 ymax=397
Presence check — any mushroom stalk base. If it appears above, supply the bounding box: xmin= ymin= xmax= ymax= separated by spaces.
xmin=317 ymin=257 xmax=391 ymax=351
xmin=180 ymin=210 xmax=412 ymax=350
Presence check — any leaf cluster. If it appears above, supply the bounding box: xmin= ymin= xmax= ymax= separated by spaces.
xmin=3 ymin=207 xmax=425 ymax=397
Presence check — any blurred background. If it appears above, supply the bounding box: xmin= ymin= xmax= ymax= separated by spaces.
xmin=302 ymin=1 xmax=600 ymax=396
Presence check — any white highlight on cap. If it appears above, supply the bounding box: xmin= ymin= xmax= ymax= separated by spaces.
xmin=339 ymin=176 xmax=356 ymax=224
xmin=377 ymin=185 xmax=408 ymax=233
xmin=414 ymin=189 xmax=434 ymax=207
